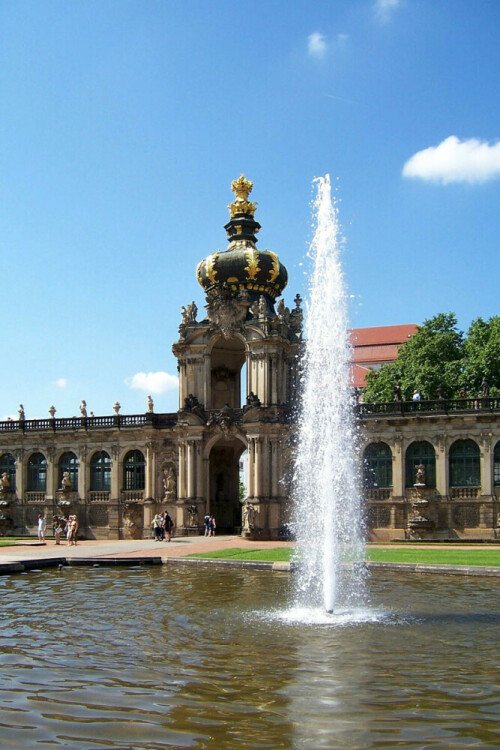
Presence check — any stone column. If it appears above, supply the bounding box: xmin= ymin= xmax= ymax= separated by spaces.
xmin=480 ymin=436 xmax=493 ymax=497
xmin=254 ymin=438 xmax=262 ymax=498
xmin=187 ymin=440 xmax=196 ymax=499
xmin=46 ymin=452 xmax=56 ymax=501
xmin=196 ymin=442 xmax=204 ymax=501
xmin=435 ymin=437 xmax=448 ymax=497
xmin=78 ymin=446 xmax=87 ymax=502
xmin=145 ymin=442 xmax=154 ymax=499
xmin=248 ymin=438 xmax=255 ymax=499
xmin=110 ymin=452 xmax=120 ymax=499
xmin=392 ymin=437 xmax=404 ymax=499
xmin=14 ymin=449 xmax=24 ymax=501
xmin=178 ymin=442 xmax=187 ymax=499
xmin=271 ymin=439 xmax=279 ymax=499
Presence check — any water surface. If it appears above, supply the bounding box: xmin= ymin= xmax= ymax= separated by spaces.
xmin=0 ymin=566 xmax=499 ymax=749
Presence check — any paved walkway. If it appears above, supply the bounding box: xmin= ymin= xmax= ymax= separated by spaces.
xmin=1 ymin=536 xmax=499 ymax=577
xmin=0 ymin=535 xmax=292 ymax=564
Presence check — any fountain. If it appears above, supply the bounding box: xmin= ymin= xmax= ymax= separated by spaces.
xmin=292 ymin=175 xmax=366 ymax=615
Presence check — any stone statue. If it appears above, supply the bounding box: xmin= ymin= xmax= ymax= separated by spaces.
xmin=163 ymin=467 xmax=177 ymax=500
xmin=415 ymin=463 xmax=426 ymax=486
xmin=18 ymin=404 xmax=25 ymax=421
xmin=243 ymin=502 xmax=256 ymax=531
xmin=276 ymin=298 xmax=291 ymax=323
xmin=147 ymin=395 xmax=154 ymax=413
xmin=0 ymin=472 xmax=10 ymax=491
xmin=187 ymin=504 xmax=198 ymax=527
xmin=258 ymin=295 xmax=266 ymax=318
xmin=245 ymin=391 xmax=261 ymax=410
xmin=80 ymin=400 xmax=87 ymax=418
xmin=394 ymin=382 xmax=402 ymax=402
xmin=61 ymin=471 xmax=72 ymax=491
xmin=181 ymin=301 xmax=198 ymax=324
xmin=482 ymin=377 xmax=490 ymax=398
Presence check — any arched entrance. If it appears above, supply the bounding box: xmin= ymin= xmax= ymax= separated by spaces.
xmin=208 ymin=436 xmax=246 ymax=533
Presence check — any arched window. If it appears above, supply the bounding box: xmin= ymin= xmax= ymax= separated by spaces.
xmin=27 ymin=452 xmax=47 ymax=492
xmin=449 ymin=440 xmax=480 ymax=487
xmin=90 ymin=451 xmax=111 ymax=492
xmin=123 ymin=450 xmax=145 ymax=490
xmin=494 ymin=442 xmax=500 ymax=486
xmin=58 ymin=452 xmax=78 ymax=491
xmin=405 ymin=441 xmax=436 ymax=488
xmin=0 ymin=453 xmax=16 ymax=491
xmin=363 ymin=442 xmax=392 ymax=488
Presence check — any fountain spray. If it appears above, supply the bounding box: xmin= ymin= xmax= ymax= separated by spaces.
xmin=292 ymin=175 xmax=366 ymax=615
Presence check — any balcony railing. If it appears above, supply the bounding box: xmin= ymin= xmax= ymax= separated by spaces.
xmin=89 ymin=492 xmax=111 ymax=503
xmin=25 ymin=492 xmax=46 ymax=503
xmin=357 ymin=397 xmax=500 ymax=418
xmin=449 ymin=486 xmax=481 ymax=500
xmin=0 ymin=413 xmax=178 ymax=433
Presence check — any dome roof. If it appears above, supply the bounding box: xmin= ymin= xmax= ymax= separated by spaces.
xmin=196 ymin=176 xmax=288 ymax=301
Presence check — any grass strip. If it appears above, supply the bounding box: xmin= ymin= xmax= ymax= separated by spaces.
xmin=188 ymin=546 xmax=500 ymax=567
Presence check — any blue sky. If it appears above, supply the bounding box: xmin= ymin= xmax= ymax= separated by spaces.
xmin=0 ymin=0 xmax=498 ymax=418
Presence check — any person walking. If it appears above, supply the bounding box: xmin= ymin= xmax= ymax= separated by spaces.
xmin=209 ymin=515 xmax=216 ymax=537
xmin=204 ymin=513 xmax=210 ymax=537
xmin=152 ymin=514 xmax=163 ymax=541
xmin=52 ymin=515 xmax=62 ymax=545
xmin=164 ymin=512 xmax=174 ymax=542
xmin=67 ymin=515 xmax=79 ymax=545
xmin=37 ymin=514 xmax=46 ymax=543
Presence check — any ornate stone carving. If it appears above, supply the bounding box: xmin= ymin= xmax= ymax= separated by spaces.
xmin=205 ymin=286 xmax=249 ymax=338
xmin=61 ymin=471 xmax=72 ymax=491
xmin=186 ymin=504 xmax=199 ymax=527
xmin=162 ymin=466 xmax=177 ymax=501
xmin=181 ymin=301 xmax=198 ymax=324
xmin=244 ymin=391 xmax=261 ymax=411
xmin=242 ymin=502 xmax=256 ymax=531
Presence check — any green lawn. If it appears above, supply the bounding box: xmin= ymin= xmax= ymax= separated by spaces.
xmin=188 ymin=546 xmax=500 ymax=567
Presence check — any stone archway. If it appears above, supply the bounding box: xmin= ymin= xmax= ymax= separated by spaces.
xmin=208 ymin=436 xmax=246 ymax=533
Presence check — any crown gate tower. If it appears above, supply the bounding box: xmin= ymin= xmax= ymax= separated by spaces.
xmin=172 ymin=176 xmax=303 ymax=539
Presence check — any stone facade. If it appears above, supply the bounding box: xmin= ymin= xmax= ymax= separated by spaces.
xmin=1 ymin=177 xmax=499 ymax=541
xmin=360 ymin=400 xmax=500 ymax=540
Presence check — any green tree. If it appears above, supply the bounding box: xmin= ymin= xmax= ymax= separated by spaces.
xmin=460 ymin=316 xmax=500 ymax=396
xmin=363 ymin=313 xmax=464 ymax=402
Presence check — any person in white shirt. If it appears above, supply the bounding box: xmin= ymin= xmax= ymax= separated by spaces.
xmin=37 ymin=514 xmax=47 ymax=543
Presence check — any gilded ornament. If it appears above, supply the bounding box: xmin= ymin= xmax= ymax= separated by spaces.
xmin=266 ymin=251 xmax=280 ymax=284
xmin=205 ymin=252 xmax=219 ymax=284
xmin=244 ymin=249 xmax=261 ymax=281
xmin=228 ymin=174 xmax=257 ymax=217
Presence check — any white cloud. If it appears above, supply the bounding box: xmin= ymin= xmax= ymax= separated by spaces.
xmin=125 ymin=371 xmax=179 ymax=395
xmin=53 ymin=378 xmax=67 ymax=388
xmin=402 ymin=136 xmax=500 ymax=185
xmin=374 ymin=0 xmax=401 ymax=22
xmin=308 ymin=32 xmax=327 ymax=59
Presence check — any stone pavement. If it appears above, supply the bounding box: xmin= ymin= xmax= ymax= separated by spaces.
xmin=0 ymin=535 xmax=293 ymax=565
xmin=1 ymin=536 xmax=499 ymax=577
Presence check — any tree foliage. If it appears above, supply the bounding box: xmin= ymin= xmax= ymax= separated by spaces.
xmin=363 ymin=313 xmax=500 ymax=402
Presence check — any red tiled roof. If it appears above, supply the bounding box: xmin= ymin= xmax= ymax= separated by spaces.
xmin=349 ymin=324 xmax=418 ymax=347
xmin=348 ymin=324 xmax=418 ymax=388
xmin=351 ymin=343 xmax=404 ymax=364
xmin=350 ymin=364 xmax=371 ymax=389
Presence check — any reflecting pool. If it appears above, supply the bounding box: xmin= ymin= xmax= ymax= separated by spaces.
xmin=0 ymin=565 xmax=499 ymax=749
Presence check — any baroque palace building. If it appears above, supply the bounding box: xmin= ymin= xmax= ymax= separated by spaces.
xmin=1 ymin=176 xmax=499 ymax=541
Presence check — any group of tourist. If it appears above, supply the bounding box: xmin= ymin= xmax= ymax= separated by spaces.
xmin=152 ymin=511 xmax=174 ymax=542
xmin=203 ymin=513 xmax=216 ymax=537
xmin=36 ymin=514 xmax=79 ymax=545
